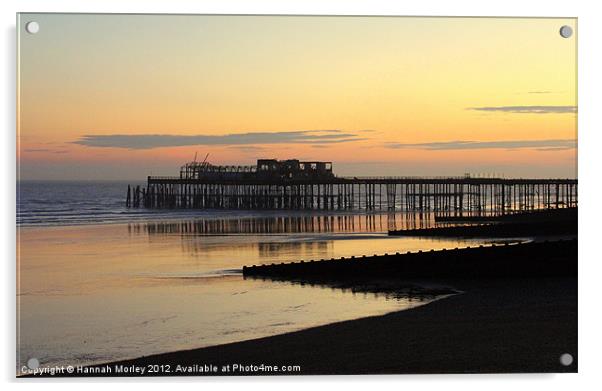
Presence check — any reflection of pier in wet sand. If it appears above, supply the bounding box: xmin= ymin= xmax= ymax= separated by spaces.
xmin=126 ymin=212 xmax=437 ymax=235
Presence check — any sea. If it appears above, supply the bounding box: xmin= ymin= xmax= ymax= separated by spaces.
xmin=17 ymin=181 xmax=497 ymax=372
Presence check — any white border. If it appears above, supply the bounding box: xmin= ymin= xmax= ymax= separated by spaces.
xmin=3 ymin=1 xmax=601 ymax=390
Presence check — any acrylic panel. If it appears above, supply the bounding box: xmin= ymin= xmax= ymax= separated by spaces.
xmin=16 ymin=14 xmax=577 ymax=377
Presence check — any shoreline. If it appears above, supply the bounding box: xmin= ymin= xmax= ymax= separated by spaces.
xmin=18 ymin=208 xmax=578 ymax=376
xmin=18 ymin=281 xmax=457 ymax=375
xmin=17 ymin=208 xmax=432 ymax=230
xmin=31 ymin=276 xmax=577 ymax=376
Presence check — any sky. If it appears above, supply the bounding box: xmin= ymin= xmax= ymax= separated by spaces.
xmin=17 ymin=14 xmax=577 ymax=180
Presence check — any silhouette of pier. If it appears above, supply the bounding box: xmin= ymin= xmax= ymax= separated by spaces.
xmin=126 ymin=158 xmax=578 ymax=213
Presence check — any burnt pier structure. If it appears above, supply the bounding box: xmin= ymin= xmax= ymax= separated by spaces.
xmin=126 ymin=159 xmax=577 ymax=214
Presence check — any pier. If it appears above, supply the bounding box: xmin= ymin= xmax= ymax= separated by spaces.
xmin=127 ymin=158 xmax=578 ymax=214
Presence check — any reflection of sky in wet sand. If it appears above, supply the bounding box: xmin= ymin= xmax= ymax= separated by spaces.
xmin=18 ymin=214 xmax=490 ymax=371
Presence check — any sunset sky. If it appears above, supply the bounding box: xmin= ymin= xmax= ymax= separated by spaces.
xmin=17 ymin=14 xmax=577 ymax=180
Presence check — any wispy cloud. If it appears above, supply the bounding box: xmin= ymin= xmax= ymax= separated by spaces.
xmin=527 ymin=91 xmax=553 ymax=94
xmin=229 ymin=145 xmax=266 ymax=152
xmin=468 ymin=105 xmax=576 ymax=114
xmin=74 ymin=130 xmax=366 ymax=149
xmin=24 ymin=148 xmax=69 ymax=154
xmin=534 ymin=147 xmax=575 ymax=152
xmin=384 ymin=139 xmax=576 ymax=151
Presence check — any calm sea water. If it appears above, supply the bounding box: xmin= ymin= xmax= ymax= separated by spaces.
xmin=18 ymin=180 xmax=237 ymax=227
xmin=17 ymin=181 xmax=440 ymax=228
xmin=17 ymin=181 xmax=496 ymax=372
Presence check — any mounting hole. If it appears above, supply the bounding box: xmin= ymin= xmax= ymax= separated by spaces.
xmin=559 ymin=25 xmax=573 ymax=38
xmin=25 ymin=21 xmax=40 ymax=34
xmin=559 ymin=353 xmax=573 ymax=366
xmin=27 ymin=357 xmax=40 ymax=369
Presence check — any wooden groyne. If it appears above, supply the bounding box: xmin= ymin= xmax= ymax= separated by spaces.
xmin=389 ymin=222 xmax=577 ymax=238
xmin=242 ymin=239 xmax=577 ymax=280
xmin=127 ymin=159 xmax=578 ymax=213
xmin=390 ymin=208 xmax=577 ymax=237
xmin=434 ymin=206 xmax=577 ymax=223
xmin=390 ymin=208 xmax=577 ymax=238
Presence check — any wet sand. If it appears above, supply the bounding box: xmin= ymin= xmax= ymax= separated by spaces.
xmin=17 ymin=221 xmax=486 ymax=371
xmin=68 ymin=276 xmax=576 ymax=376
xmin=20 ymin=208 xmax=578 ymax=376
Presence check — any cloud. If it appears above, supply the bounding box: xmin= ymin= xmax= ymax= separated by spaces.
xmin=534 ymin=147 xmax=575 ymax=152
xmin=384 ymin=139 xmax=576 ymax=151
xmin=229 ymin=145 xmax=266 ymax=152
xmin=73 ymin=130 xmax=366 ymax=149
xmin=24 ymin=148 xmax=69 ymax=154
xmin=468 ymin=105 xmax=576 ymax=114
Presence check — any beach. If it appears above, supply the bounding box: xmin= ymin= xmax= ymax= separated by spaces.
xmin=18 ymin=194 xmax=493 ymax=372
xmin=16 ymin=13 xmax=579 ymax=379
xmin=63 ymin=276 xmax=577 ymax=375
xmin=17 ymin=181 xmax=577 ymax=376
